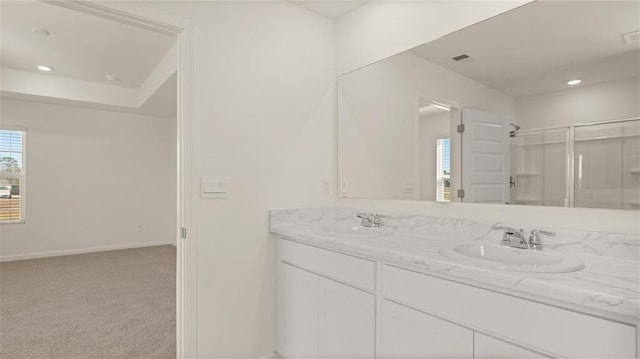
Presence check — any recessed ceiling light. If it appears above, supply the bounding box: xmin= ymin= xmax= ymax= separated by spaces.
xmin=567 ymin=79 xmax=582 ymax=86
xmin=37 ymin=65 xmax=53 ymax=72
xmin=105 ymin=75 xmax=120 ymax=82
xmin=32 ymin=28 xmax=50 ymax=36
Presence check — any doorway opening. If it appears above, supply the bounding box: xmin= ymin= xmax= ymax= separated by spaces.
xmin=0 ymin=1 xmax=195 ymax=357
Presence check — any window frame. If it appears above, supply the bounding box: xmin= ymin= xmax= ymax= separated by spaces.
xmin=0 ymin=125 xmax=27 ymax=224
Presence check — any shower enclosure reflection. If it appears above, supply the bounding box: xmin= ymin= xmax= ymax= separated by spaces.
xmin=509 ymin=119 xmax=640 ymax=209
xmin=574 ymin=120 xmax=640 ymax=209
xmin=510 ymin=128 xmax=570 ymax=207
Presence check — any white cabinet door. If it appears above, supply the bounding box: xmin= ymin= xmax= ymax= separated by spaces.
xmin=277 ymin=263 xmax=319 ymax=359
xmin=319 ymin=277 xmax=375 ymax=358
xmin=474 ymin=333 xmax=548 ymax=359
xmin=380 ymin=300 xmax=473 ymax=358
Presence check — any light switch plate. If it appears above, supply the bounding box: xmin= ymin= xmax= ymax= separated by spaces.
xmin=402 ymin=178 xmax=415 ymax=193
xmin=201 ymin=176 xmax=230 ymax=199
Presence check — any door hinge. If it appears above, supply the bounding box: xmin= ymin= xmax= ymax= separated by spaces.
xmin=181 ymin=227 xmax=187 ymax=239
xmin=457 ymin=124 xmax=465 ymax=133
xmin=457 ymin=189 xmax=465 ymax=199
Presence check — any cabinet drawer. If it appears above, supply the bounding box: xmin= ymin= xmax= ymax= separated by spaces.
xmin=383 ymin=265 xmax=635 ymax=358
xmin=277 ymin=237 xmax=376 ymax=291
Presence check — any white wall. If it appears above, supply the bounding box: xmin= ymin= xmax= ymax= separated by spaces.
xmin=335 ymin=1 xmax=639 ymax=235
xmin=420 ymin=112 xmax=450 ymax=201
xmin=516 ymin=76 xmax=640 ymax=130
xmin=335 ymin=1 xmax=531 ymax=74
xmin=338 ymin=51 xmax=515 ymax=200
xmin=132 ymin=2 xmax=335 ymax=357
xmin=338 ymin=52 xmax=422 ymax=200
xmin=0 ymin=98 xmax=176 ymax=260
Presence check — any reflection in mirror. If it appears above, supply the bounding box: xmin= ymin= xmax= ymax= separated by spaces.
xmin=574 ymin=120 xmax=640 ymax=209
xmin=418 ymin=100 xmax=452 ymax=202
xmin=337 ymin=1 xmax=639 ymax=209
xmin=510 ymin=128 xmax=569 ymax=207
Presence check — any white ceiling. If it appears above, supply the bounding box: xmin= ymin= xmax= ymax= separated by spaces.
xmin=1 ymin=1 xmax=176 ymax=88
xmin=0 ymin=1 xmax=177 ymax=117
xmin=290 ymin=1 xmax=367 ymax=20
xmin=410 ymin=1 xmax=640 ymax=98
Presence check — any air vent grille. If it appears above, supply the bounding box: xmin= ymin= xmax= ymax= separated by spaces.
xmin=622 ymin=30 xmax=640 ymax=43
xmin=452 ymin=54 xmax=470 ymax=61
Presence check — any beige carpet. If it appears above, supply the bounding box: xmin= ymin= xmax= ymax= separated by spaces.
xmin=0 ymin=245 xmax=176 ymax=359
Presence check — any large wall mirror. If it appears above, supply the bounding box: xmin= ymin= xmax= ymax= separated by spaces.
xmin=338 ymin=1 xmax=640 ymax=210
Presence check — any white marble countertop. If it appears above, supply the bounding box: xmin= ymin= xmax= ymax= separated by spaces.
xmin=270 ymin=207 xmax=640 ymax=324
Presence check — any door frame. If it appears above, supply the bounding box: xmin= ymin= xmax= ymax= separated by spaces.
xmin=48 ymin=1 xmax=198 ymax=357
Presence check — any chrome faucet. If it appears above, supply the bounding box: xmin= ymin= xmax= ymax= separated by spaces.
xmin=494 ymin=225 xmax=529 ymax=249
xmin=356 ymin=212 xmax=385 ymax=228
xmin=528 ymin=229 xmax=555 ymax=250
xmin=493 ymin=225 xmax=555 ymax=250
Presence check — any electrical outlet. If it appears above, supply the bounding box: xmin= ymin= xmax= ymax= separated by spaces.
xmin=339 ymin=177 xmax=348 ymax=196
xmin=402 ymin=179 xmax=415 ymax=194
xmin=321 ymin=177 xmax=330 ymax=195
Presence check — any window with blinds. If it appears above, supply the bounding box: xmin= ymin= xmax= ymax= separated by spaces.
xmin=436 ymin=138 xmax=451 ymax=202
xmin=0 ymin=128 xmax=25 ymax=222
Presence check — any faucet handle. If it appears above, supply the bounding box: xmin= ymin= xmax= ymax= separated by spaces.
xmin=528 ymin=229 xmax=555 ymax=249
xmin=493 ymin=225 xmax=519 ymax=236
xmin=356 ymin=212 xmax=388 ymax=220
xmin=493 ymin=225 xmax=523 ymax=246
xmin=372 ymin=214 xmax=387 ymax=225
xmin=537 ymin=229 xmax=556 ymax=237
xmin=529 ymin=228 xmax=556 ymax=238
xmin=355 ymin=212 xmax=386 ymax=227
xmin=494 ymin=225 xmax=513 ymax=244
xmin=493 ymin=224 xmax=515 ymax=232
xmin=356 ymin=212 xmax=374 ymax=221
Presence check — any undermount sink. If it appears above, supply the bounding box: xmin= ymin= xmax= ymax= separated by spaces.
xmin=314 ymin=223 xmax=394 ymax=238
xmin=440 ymin=242 xmax=584 ymax=273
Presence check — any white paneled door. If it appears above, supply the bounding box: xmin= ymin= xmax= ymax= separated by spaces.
xmin=461 ymin=109 xmax=511 ymax=204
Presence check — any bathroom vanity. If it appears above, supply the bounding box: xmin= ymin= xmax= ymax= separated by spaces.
xmin=271 ymin=208 xmax=640 ymax=358
xmin=272 ymin=1 xmax=640 ymax=358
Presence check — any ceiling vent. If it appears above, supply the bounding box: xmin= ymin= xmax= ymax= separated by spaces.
xmin=622 ymin=30 xmax=640 ymax=43
xmin=451 ymin=54 xmax=474 ymax=63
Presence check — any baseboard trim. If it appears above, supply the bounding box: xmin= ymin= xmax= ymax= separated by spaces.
xmin=215 ymin=353 xmax=279 ymax=359
xmin=0 ymin=241 xmax=175 ymax=262
xmin=170 ymin=239 xmax=177 ymax=247
xmin=255 ymin=352 xmax=281 ymax=359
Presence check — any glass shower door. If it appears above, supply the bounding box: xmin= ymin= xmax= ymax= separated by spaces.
xmin=510 ymin=129 xmax=569 ymax=207
xmin=574 ymin=119 xmax=640 ymax=210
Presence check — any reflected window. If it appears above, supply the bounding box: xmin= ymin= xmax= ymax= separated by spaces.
xmin=436 ymin=138 xmax=450 ymax=202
